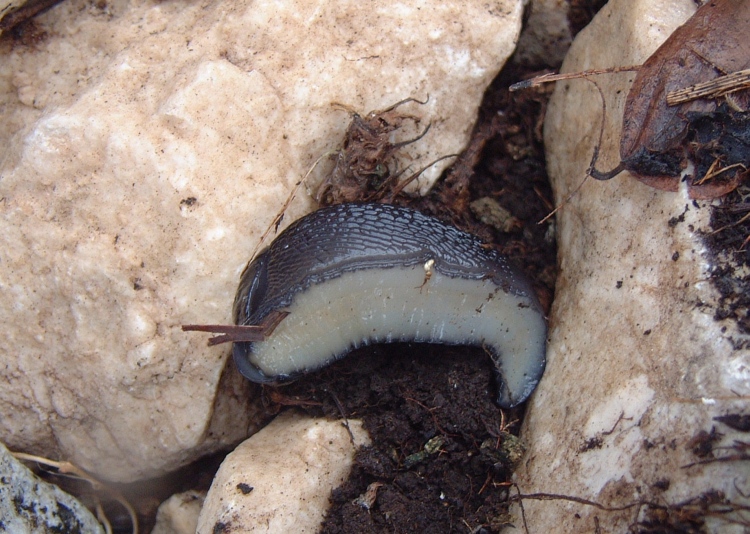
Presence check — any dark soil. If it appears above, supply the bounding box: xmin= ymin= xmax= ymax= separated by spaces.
xmin=280 ymin=346 xmax=525 ymax=533
xmin=700 ymin=183 xmax=750 ymax=344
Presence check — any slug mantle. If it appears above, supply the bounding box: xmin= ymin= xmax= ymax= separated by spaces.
xmin=232 ymin=203 xmax=547 ymax=408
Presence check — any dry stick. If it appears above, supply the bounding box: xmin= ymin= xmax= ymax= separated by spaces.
xmin=514 ymin=484 xmax=530 ymax=534
xmin=698 ymin=161 xmax=748 ymax=185
xmin=378 ymin=95 xmax=430 ymax=113
xmin=666 ymin=68 xmax=750 ymax=106
xmin=330 ymin=95 xmax=430 ymax=116
xmin=326 ymin=389 xmax=356 ymax=444
xmin=584 ymin=76 xmax=628 ymax=181
xmin=537 ymin=79 xmax=613 ymax=225
xmin=682 ymin=453 xmax=750 ymax=469
xmin=510 ymin=487 xmax=750 ymax=531
xmin=509 ymin=65 xmax=641 ymax=92
xmin=95 ymin=502 xmax=113 ymax=534
xmin=708 ymin=210 xmax=750 ymax=236
xmin=182 ymin=310 xmax=290 ymax=346
xmin=384 ymin=153 xmax=459 ymax=201
xmin=12 ymin=452 xmax=95 ymax=483
xmin=10 ymin=452 xmax=138 ymax=534
xmin=509 ymin=490 xmax=645 ymax=512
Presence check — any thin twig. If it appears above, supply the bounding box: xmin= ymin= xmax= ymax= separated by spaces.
xmin=383 ymin=153 xmax=458 ymax=201
xmin=510 ymin=65 xmax=641 ymax=92
xmin=327 ymin=389 xmax=355 ymax=443
xmin=250 ymin=150 xmax=333 ymax=262
xmin=182 ymin=310 xmax=290 ymax=346
xmin=682 ymin=454 xmax=750 ymax=469
xmin=697 ymin=161 xmax=747 ymax=185
xmin=538 ymin=80 xmax=613 ymax=225
xmin=508 ymin=491 xmax=644 ymax=512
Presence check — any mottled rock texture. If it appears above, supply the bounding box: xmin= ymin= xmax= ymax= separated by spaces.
xmin=0 ymin=441 xmax=104 ymax=533
xmin=197 ymin=411 xmax=370 ymax=533
xmin=0 ymin=0 xmax=524 ymax=481
xmin=512 ymin=0 xmax=750 ymax=532
xmin=152 ymin=490 xmax=205 ymax=534
xmin=514 ymin=0 xmax=572 ymax=67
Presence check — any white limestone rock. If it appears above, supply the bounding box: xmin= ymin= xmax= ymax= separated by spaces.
xmin=512 ymin=0 xmax=750 ymax=532
xmin=0 ymin=441 xmax=104 ymax=534
xmin=197 ymin=410 xmax=370 ymax=533
xmin=152 ymin=490 xmax=205 ymax=534
xmin=0 ymin=0 xmax=525 ymax=482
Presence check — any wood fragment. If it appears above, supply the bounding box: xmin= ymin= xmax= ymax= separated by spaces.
xmin=182 ymin=310 xmax=290 ymax=346
xmin=667 ymin=69 xmax=750 ymax=106
xmin=509 ymin=65 xmax=640 ymax=92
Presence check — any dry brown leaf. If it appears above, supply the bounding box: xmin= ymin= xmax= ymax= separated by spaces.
xmin=592 ymin=0 xmax=750 ymax=199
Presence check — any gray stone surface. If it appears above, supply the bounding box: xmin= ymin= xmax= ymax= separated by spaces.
xmin=514 ymin=0 xmax=572 ymax=67
xmin=0 ymin=441 xmax=104 ymax=534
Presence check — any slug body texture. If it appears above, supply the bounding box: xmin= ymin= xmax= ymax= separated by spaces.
xmin=233 ymin=203 xmax=546 ymax=408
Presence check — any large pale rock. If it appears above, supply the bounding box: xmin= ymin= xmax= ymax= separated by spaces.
xmin=0 ymin=0 xmax=524 ymax=481
xmin=197 ymin=411 xmax=370 ymax=533
xmin=512 ymin=0 xmax=750 ymax=532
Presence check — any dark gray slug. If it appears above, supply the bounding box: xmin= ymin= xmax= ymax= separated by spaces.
xmin=226 ymin=202 xmax=546 ymax=408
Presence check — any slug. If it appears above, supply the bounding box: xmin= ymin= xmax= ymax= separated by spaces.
xmin=193 ymin=203 xmax=547 ymax=408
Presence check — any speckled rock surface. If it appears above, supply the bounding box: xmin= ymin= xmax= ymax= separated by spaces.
xmin=0 ymin=0 xmax=524 ymax=482
xmin=197 ymin=411 xmax=370 ymax=533
xmin=512 ymin=0 xmax=750 ymax=532
xmin=0 ymin=441 xmax=104 ymax=534
xmin=152 ymin=490 xmax=205 ymax=534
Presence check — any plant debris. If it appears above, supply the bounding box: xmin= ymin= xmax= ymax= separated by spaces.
xmin=589 ymin=0 xmax=750 ymax=199
xmin=315 ymin=97 xmax=441 ymax=206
